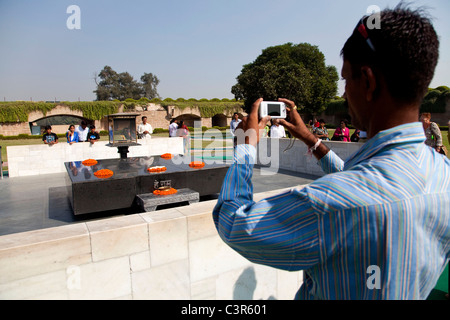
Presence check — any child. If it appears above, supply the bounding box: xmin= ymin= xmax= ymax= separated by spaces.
xmin=87 ymin=125 xmax=100 ymax=144
xmin=42 ymin=125 xmax=58 ymax=145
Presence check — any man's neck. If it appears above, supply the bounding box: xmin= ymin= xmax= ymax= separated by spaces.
xmin=366 ymin=98 xmax=420 ymax=139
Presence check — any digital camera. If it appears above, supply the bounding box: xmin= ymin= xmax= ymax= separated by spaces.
xmin=259 ymin=101 xmax=287 ymax=119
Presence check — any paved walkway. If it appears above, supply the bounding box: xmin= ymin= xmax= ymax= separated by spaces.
xmin=0 ymin=167 xmax=319 ymax=236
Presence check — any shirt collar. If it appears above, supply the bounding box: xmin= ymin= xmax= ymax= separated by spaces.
xmin=344 ymin=122 xmax=426 ymax=170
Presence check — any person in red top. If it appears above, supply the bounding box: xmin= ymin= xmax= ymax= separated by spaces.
xmin=332 ymin=119 xmax=350 ymax=142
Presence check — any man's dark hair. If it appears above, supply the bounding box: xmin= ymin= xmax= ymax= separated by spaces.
xmin=341 ymin=4 xmax=439 ymax=104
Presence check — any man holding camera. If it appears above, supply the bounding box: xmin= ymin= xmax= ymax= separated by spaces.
xmin=213 ymin=5 xmax=450 ymax=300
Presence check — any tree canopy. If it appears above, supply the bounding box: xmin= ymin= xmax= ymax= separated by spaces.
xmin=94 ymin=66 xmax=160 ymax=101
xmin=231 ymin=43 xmax=339 ymax=115
xmin=420 ymin=86 xmax=450 ymax=114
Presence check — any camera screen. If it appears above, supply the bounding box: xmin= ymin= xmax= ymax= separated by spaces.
xmin=267 ymin=104 xmax=281 ymax=116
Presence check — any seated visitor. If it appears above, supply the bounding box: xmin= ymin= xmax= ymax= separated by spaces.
xmin=313 ymin=119 xmax=329 ymax=141
xmin=332 ymin=120 xmax=350 ymax=142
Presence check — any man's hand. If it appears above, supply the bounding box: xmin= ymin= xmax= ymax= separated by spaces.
xmin=235 ymin=98 xmax=271 ymax=147
xmin=277 ymin=98 xmax=315 ymax=144
xmin=278 ymin=98 xmax=330 ymax=160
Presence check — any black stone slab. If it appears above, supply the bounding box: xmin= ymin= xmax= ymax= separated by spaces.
xmin=65 ymin=155 xmax=230 ymax=215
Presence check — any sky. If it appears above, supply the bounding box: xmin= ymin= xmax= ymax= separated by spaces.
xmin=0 ymin=0 xmax=449 ymax=102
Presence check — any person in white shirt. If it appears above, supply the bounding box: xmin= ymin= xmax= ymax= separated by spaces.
xmin=270 ymin=119 xmax=286 ymax=138
xmin=230 ymin=113 xmax=242 ymax=137
xmin=169 ymin=119 xmax=178 ymax=137
xmin=138 ymin=116 xmax=153 ymax=139
xmin=76 ymin=120 xmax=89 ymax=142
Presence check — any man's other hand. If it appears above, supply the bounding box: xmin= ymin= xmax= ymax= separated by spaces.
xmin=235 ymin=98 xmax=271 ymax=147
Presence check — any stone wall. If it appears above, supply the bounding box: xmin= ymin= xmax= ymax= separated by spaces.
xmin=0 ymin=190 xmax=303 ymax=300
xmin=0 ymin=122 xmax=30 ymax=136
xmin=6 ymin=137 xmax=184 ymax=178
xmin=256 ymin=138 xmax=364 ymax=177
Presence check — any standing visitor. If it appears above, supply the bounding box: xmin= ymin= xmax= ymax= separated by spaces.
xmin=76 ymin=121 xmax=89 ymax=142
xmin=87 ymin=125 xmax=100 ymax=144
xmin=420 ymin=113 xmax=444 ymax=155
xmin=42 ymin=125 xmax=58 ymax=145
xmin=169 ymin=119 xmax=178 ymax=137
xmin=270 ymin=119 xmax=286 ymax=138
xmin=66 ymin=124 xmax=79 ymax=144
xmin=230 ymin=113 xmax=242 ymax=136
xmin=213 ymin=5 xmax=450 ymax=300
xmin=138 ymin=116 xmax=153 ymax=139
xmin=177 ymin=120 xmax=190 ymax=154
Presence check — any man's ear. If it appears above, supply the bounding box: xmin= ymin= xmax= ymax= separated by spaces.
xmin=360 ymin=66 xmax=377 ymax=101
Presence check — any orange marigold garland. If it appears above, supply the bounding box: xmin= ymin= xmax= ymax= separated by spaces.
xmin=160 ymin=153 xmax=172 ymax=159
xmin=153 ymin=188 xmax=178 ymax=196
xmin=189 ymin=161 xmax=205 ymax=169
xmin=82 ymin=159 xmax=98 ymax=166
xmin=147 ymin=166 xmax=167 ymax=173
xmin=94 ymin=169 xmax=114 ymax=179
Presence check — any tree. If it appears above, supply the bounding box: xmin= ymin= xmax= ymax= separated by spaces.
xmin=420 ymin=87 xmax=450 ymax=114
xmin=94 ymin=66 xmax=160 ymax=101
xmin=117 ymin=72 xmax=142 ymax=101
xmin=231 ymin=43 xmax=339 ymax=115
xmin=141 ymin=73 xmax=160 ymax=99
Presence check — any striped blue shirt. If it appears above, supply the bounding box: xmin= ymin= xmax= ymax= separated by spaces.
xmin=213 ymin=122 xmax=450 ymax=299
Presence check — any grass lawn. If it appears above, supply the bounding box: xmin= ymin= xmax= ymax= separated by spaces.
xmin=1 ymin=139 xmax=43 ymax=163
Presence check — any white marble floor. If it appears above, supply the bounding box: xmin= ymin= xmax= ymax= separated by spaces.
xmin=0 ymin=167 xmax=318 ymax=236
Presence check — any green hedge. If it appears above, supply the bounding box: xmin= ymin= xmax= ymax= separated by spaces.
xmin=0 ymin=99 xmax=244 ymax=123
xmin=0 ymin=101 xmax=121 ymax=123
xmin=420 ymin=88 xmax=449 ymax=114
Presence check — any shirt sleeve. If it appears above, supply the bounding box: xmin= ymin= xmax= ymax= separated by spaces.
xmin=317 ymin=149 xmax=344 ymax=174
xmin=212 ymin=144 xmax=320 ymax=271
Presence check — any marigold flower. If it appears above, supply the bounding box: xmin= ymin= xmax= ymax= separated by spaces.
xmin=147 ymin=166 xmax=167 ymax=173
xmin=82 ymin=159 xmax=98 ymax=166
xmin=153 ymin=188 xmax=178 ymax=196
xmin=94 ymin=169 xmax=114 ymax=179
xmin=189 ymin=161 xmax=205 ymax=169
xmin=161 ymin=153 xmax=173 ymax=159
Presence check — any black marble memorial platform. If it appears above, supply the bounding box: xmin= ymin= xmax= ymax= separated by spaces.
xmin=65 ymin=155 xmax=230 ymax=215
